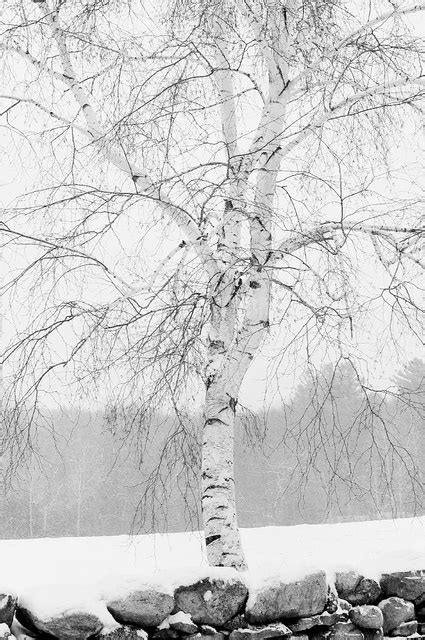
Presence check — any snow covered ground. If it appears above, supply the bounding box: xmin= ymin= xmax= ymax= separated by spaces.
xmin=1 ymin=517 xmax=425 ymax=625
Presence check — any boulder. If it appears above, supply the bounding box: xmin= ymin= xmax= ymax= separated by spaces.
xmin=99 ymin=626 xmax=146 ymax=640
xmin=16 ymin=607 xmax=103 ymax=640
xmin=246 ymin=571 xmax=327 ymax=623
xmin=0 ymin=596 xmax=17 ymax=627
xmin=289 ymin=611 xmax=348 ymax=633
xmin=419 ymin=623 xmax=425 ymax=635
xmin=377 ymin=598 xmax=415 ymax=634
xmin=329 ymin=622 xmax=364 ymax=640
xmin=107 ymin=589 xmax=174 ymax=628
xmin=229 ymin=623 xmax=292 ymax=640
xmin=349 ymin=606 xmax=384 ymax=630
xmin=335 ymin=573 xmax=381 ymax=606
xmin=174 ymin=577 xmax=248 ymax=626
xmin=380 ymin=572 xmax=425 ymax=606
xmin=389 ymin=621 xmax=418 ymax=637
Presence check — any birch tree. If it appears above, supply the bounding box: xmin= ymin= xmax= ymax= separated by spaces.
xmin=1 ymin=0 xmax=424 ymax=569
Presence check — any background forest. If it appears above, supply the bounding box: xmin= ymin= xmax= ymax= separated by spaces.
xmin=2 ymin=358 xmax=424 ymax=540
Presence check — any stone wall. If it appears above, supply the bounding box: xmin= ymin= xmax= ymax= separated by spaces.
xmin=1 ymin=570 xmax=425 ymax=640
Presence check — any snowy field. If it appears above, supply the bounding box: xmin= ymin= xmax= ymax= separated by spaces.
xmin=1 ymin=517 xmax=425 ymax=625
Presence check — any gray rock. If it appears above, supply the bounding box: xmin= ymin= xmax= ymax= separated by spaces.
xmin=229 ymin=623 xmax=292 ymax=640
xmin=310 ymin=632 xmax=331 ymax=640
xmin=169 ymin=617 xmax=198 ymax=635
xmin=378 ymin=598 xmax=415 ymax=634
xmin=99 ymin=626 xmax=145 ymax=640
xmin=335 ymin=573 xmax=381 ymax=606
xmin=246 ymin=571 xmax=327 ymax=623
xmin=0 ymin=595 xmax=17 ymax=627
xmin=362 ymin=631 xmax=383 ymax=640
xmin=349 ymin=606 xmax=384 ymax=630
xmin=380 ymin=572 xmax=425 ymax=606
xmin=152 ymin=630 xmax=180 ymax=640
xmin=200 ymin=625 xmax=225 ymax=639
xmin=419 ymin=623 xmax=425 ymax=634
xmin=222 ymin=616 xmax=249 ymax=631
xmin=107 ymin=589 xmax=174 ymax=627
xmin=174 ymin=577 xmax=248 ymax=626
xmin=339 ymin=601 xmax=353 ymax=612
xmin=329 ymin=622 xmax=364 ymax=640
xmin=289 ymin=611 xmax=348 ymax=632
xmin=16 ymin=607 xmax=103 ymax=640
xmin=389 ymin=621 xmax=418 ymax=637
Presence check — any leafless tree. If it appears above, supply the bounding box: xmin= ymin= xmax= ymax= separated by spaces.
xmin=1 ymin=0 xmax=424 ymax=569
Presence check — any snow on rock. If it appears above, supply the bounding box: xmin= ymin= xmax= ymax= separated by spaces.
xmin=166 ymin=611 xmax=198 ymax=634
xmin=17 ymin=583 xmax=117 ymax=630
xmin=174 ymin=576 xmax=248 ymax=626
xmin=0 ymin=517 xmax=422 ymax=631
xmin=246 ymin=571 xmax=327 ymax=624
xmin=15 ymin=608 xmax=104 ymax=640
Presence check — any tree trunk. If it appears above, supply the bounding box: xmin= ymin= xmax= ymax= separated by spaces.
xmin=202 ymin=377 xmax=247 ymax=570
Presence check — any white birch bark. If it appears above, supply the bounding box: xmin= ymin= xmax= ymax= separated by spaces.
xmin=201 ymin=13 xmax=290 ymax=567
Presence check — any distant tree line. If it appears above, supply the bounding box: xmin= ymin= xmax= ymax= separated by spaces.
xmin=1 ymin=359 xmax=423 ymax=540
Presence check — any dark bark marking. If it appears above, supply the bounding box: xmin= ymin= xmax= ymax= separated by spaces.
xmin=205 ymin=484 xmax=228 ymax=491
xmin=209 ymin=339 xmax=225 ymax=351
xmin=206 ymin=534 xmax=221 ymax=546
xmin=204 ymin=417 xmax=226 ymax=426
xmin=229 ymin=396 xmax=238 ymax=412
xmin=265 ymin=145 xmax=282 ymax=164
xmin=249 ymin=280 xmax=260 ymax=289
